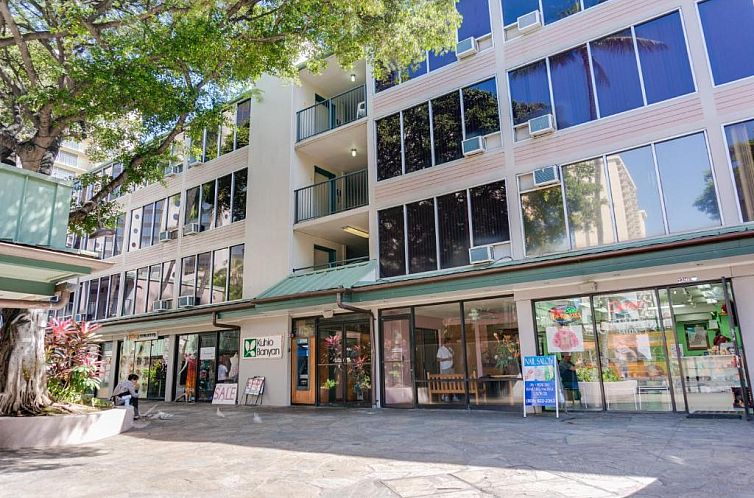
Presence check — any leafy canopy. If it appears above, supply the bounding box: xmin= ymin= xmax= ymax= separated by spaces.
xmin=0 ymin=0 xmax=460 ymax=234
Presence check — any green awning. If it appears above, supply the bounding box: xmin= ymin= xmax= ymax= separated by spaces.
xmin=256 ymin=260 xmax=376 ymax=299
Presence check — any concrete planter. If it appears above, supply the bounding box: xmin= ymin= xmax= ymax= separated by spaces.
xmin=0 ymin=407 xmax=133 ymax=450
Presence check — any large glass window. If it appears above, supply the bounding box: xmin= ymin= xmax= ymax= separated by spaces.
xmin=152 ymin=199 xmax=164 ymax=242
xmin=95 ymin=277 xmax=109 ymax=320
xmin=590 ymin=29 xmax=643 ymax=117
xmin=563 ymin=158 xmax=615 ymax=249
xmin=457 ymin=0 xmax=491 ymax=40
xmin=520 ymin=185 xmax=568 ymax=256
xmin=212 ymin=248 xmax=229 ymax=303
xmin=376 ymin=114 xmax=402 ymax=181
xmin=550 ymin=45 xmax=596 ymax=129
xmin=634 ymin=12 xmax=694 ymax=105
xmin=203 ymin=128 xmax=218 ymax=162
xmin=200 ymin=181 xmax=215 ymax=231
xmin=228 ymin=244 xmax=244 ymax=300
xmin=724 ymin=119 xmax=754 ymax=222
xmin=185 ymin=187 xmax=200 ymax=226
xmin=502 ymin=0 xmax=539 ymax=26
xmin=698 ymin=0 xmax=754 ymax=86
xmin=470 ymin=181 xmax=509 ymax=246
xmin=232 ymin=168 xmax=247 ymax=222
xmin=378 ymin=206 xmax=406 ymax=278
xmin=509 ymin=61 xmax=552 ymax=126
xmin=463 ymin=78 xmax=500 ymax=139
xmin=196 ymin=252 xmax=212 ymax=305
xmin=147 ymin=264 xmax=161 ymax=311
xmin=406 ymin=199 xmax=437 ymax=274
xmin=431 ymin=92 xmax=463 ymax=165
xmin=140 ymin=203 xmax=155 ymax=248
xmin=606 ymin=146 xmax=666 ymax=240
xmin=180 ymin=256 xmax=196 ymax=298
xmin=428 ymin=49 xmax=455 ymax=72
xmin=165 ymin=193 xmax=181 ymax=231
xmin=161 ymin=260 xmax=175 ymax=301
xmin=654 ymin=133 xmax=720 ymax=232
xmin=402 ymin=103 xmax=432 ymax=173
xmin=122 ymin=271 xmax=136 ymax=316
xmin=135 ymin=267 xmax=148 ymax=314
xmin=108 ymin=274 xmax=120 ymax=318
xmin=437 ymin=191 xmax=470 ymax=269
xmin=543 ymin=0 xmax=581 ymax=25
xmin=113 ymin=214 xmax=125 ymax=257
xmin=216 ymin=174 xmax=232 ymax=227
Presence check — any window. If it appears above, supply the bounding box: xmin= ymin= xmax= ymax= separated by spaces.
xmin=185 ymin=187 xmax=200 ymax=226
xmin=96 ymin=277 xmax=109 ymax=320
xmin=152 ymin=199 xmax=164 ymax=243
xmin=378 ymin=206 xmax=406 ymax=277
xmin=502 ymin=0 xmax=539 ymax=26
xmin=431 ymin=92 xmax=463 ymax=165
xmin=107 ymin=274 xmax=120 ymax=318
xmin=437 ymin=191 xmax=470 ymax=269
xmin=376 ymin=114 xmax=402 ymax=180
xmin=457 ymin=0 xmax=491 ymax=40
xmin=216 ymin=174 xmax=232 ymax=227
xmin=509 ymin=61 xmax=551 ymax=126
xmin=203 ymin=128 xmax=218 ymax=162
xmin=699 ymin=0 xmax=754 ymax=86
xmin=196 ymin=252 xmax=212 ymax=305
xmin=232 ymin=168 xmax=247 ymax=222
xmin=403 ymin=103 xmax=432 ymax=173
xmin=128 ymin=208 xmax=142 ymax=251
xmin=212 ymin=248 xmax=229 ymax=303
xmin=161 ymin=260 xmax=176 ymax=301
xmin=543 ymin=0 xmax=581 ymax=25
xmin=406 ymin=199 xmax=437 ymax=274
xmin=654 ymin=133 xmax=720 ymax=232
xmin=165 ymin=194 xmax=181 ymax=231
xmin=56 ymin=150 xmax=78 ymax=168
xmin=503 ymin=0 xmax=611 ymax=28
xmin=228 ymin=244 xmax=245 ymax=300
xmin=180 ymin=256 xmax=196 ymax=298
xmin=148 ymin=264 xmax=161 ymax=311
xmin=724 ymin=119 xmax=754 ymax=222
xmin=634 ymin=12 xmax=694 ymax=104
xmin=518 ymin=132 xmax=721 ymax=256
xmin=508 ymin=12 xmax=693 ymax=137
xmin=200 ymin=181 xmax=215 ymax=231
xmin=122 ymin=271 xmax=136 ymax=316
xmin=470 ymin=181 xmax=509 ymax=246
xmin=235 ymin=99 xmax=251 ymax=149
xmin=220 ymin=108 xmax=235 ymax=155
xmin=135 ymin=267 xmax=148 ymax=314
xmin=113 ymin=214 xmax=125 ymax=257
xmin=462 ymin=78 xmax=500 ymax=139
xmin=140 ymin=203 xmax=154 ymax=248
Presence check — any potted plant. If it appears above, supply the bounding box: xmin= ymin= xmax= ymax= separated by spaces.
xmin=576 ymin=366 xmax=635 ymax=408
xmin=320 ymin=378 xmax=337 ymax=403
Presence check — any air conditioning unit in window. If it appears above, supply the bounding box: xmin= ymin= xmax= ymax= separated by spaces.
xmin=73 ymin=313 xmax=89 ymax=322
xmin=153 ymin=299 xmax=172 ymax=312
xmin=178 ymin=295 xmax=198 ymax=308
xmin=455 ymin=37 xmax=478 ymax=59
xmin=528 ymin=114 xmax=555 ymax=137
xmin=182 ymin=223 xmax=202 ymax=236
xmin=462 ymin=136 xmax=486 ymax=156
xmin=159 ymin=229 xmax=178 ymax=242
xmin=533 ymin=165 xmax=560 ymax=186
xmin=163 ymin=164 xmax=183 ymax=177
xmin=469 ymin=245 xmax=495 ymax=265
xmin=517 ymin=10 xmax=542 ymax=34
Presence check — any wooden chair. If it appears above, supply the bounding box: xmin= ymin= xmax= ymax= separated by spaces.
xmin=427 ymin=372 xmax=479 ymax=404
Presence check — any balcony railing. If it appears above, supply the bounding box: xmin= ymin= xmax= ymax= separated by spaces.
xmin=295 ymin=169 xmax=368 ymax=223
xmin=296 ymin=85 xmax=367 ymax=142
xmin=292 ymin=256 xmax=370 ymax=274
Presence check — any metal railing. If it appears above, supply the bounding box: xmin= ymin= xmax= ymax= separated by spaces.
xmin=296 ymin=85 xmax=367 ymax=142
xmin=292 ymin=256 xmax=370 ymax=274
xmin=294 ymin=169 xmax=368 ymax=223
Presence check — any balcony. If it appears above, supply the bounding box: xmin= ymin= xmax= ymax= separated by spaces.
xmin=296 ymin=85 xmax=367 ymax=142
xmin=295 ymin=169 xmax=368 ymax=223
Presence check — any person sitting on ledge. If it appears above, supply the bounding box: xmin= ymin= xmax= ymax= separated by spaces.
xmin=112 ymin=373 xmax=141 ymax=420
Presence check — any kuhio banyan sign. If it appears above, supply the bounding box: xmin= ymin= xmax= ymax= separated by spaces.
xmin=243 ymin=336 xmax=283 ymax=359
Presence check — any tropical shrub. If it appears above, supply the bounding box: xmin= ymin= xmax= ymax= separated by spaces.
xmin=45 ymin=319 xmax=102 ymax=404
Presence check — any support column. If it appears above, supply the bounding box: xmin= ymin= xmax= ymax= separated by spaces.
xmin=516 ymin=298 xmax=537 ymax=414
xmin=731 ymin=277 xmax=754 ymax=392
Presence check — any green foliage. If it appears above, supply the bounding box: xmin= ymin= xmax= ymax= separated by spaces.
xmin=576 ymin=366 xmax=620 ymax=382
xmin=45 ymin=319 xmax=102 ymax=405
xmin=0 ymin=0 xmax=460 ymax=234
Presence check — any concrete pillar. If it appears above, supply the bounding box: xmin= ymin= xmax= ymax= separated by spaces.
xmin=731 ymin=277 xmax=754 ymax=383
xmin=164 ymin=334 xmax=176 ymax=401
xmin=516 ymin=298 xmax=537 ymax=415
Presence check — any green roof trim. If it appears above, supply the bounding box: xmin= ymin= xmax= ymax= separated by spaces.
xmin=255 ymin=260 xmax=376 ymax=300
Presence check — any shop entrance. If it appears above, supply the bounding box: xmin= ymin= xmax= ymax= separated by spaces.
xmin=174 ymin=330 xmax=240 ymax=402
xmin=116 ymin=337 xmax=167 ymax=400
xmin=534 ymin=279 xmax=751 ymax=416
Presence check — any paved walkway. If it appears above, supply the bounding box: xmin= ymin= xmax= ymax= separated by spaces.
xmin=1 ymin=403 xmax=753 ymax=497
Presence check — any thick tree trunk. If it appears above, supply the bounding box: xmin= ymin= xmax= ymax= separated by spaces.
xmin=0 ymin=309 xmax=51 ymax=416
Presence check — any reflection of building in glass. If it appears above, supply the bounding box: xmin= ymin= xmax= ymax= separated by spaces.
xmin=607 ymin=154 xmax=647 ymax=241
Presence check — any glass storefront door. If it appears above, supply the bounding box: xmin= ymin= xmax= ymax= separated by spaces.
xmin=173 ymin=330 xmax=240 ymax=402
xmin=316 ymin=316 xmax=371 ymax=407
xmin=196 ymin=333 xmax=217 ymax=402
xmin=116 ymin=337 xmax=167 ymax=400
xmin=382 ymin=316 xmax=414 ymax=407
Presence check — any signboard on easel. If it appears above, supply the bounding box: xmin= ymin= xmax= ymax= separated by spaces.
xmin=523 ymin=355 xmax=560 ymax=418
xmin=243 ymin=376 xmax=265 ymax=406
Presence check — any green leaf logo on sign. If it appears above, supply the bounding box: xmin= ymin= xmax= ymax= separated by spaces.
xmin=243 ymin=338 xmax=257 ymax=358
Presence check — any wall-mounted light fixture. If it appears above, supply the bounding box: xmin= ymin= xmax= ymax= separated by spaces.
xmin=350 ymin=73 xmax=356 ymax=83
xmin=350 ymin=148 xmax=357 ymax=157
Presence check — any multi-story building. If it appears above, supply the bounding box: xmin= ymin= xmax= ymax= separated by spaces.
xmin=69 ymin=0 xmax=754 ymax=417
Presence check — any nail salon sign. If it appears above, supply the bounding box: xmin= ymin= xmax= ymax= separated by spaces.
xmin=243 ymin=336 xmax=283 ymax=359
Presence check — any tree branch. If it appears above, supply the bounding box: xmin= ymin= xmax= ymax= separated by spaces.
xmin=0 ymin=1 xmax=39 ymax=86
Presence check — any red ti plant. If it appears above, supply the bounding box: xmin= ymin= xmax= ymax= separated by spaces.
xmin=45 ymin=319 xmax=103 ymax=403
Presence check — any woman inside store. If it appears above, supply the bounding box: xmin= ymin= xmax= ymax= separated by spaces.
xmin=559 ymin=354 xmax=581 ymax=404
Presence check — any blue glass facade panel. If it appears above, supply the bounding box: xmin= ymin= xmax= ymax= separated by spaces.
xmin=699 ymin=0 xmax=754 ymax=85
xmin=590 ymin=28 xmax=644 ymax=117
xmin=501 ymin=0 xmax=539 ymax=26
xmin=458 ymin=0 xmax=491 ymax=40
xmin=509 ymin=60 xmax=552 ymax=126
xmin=550 ymin=46 xmax=597 ymax=128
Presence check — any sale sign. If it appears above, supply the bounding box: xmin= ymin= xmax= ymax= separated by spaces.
xmin=211 ymin=383 xmax=238 ymax=405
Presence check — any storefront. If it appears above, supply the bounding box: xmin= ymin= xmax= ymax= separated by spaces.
xmin=115 ymin=335 xmax=168 ymax=400
xmin=533 ymin=279 xmax=751 ymax=414
xmin=378 ymin=296 xmax=522 ymax=410
xmin=173 ymin=330 xmax=240 ymax=402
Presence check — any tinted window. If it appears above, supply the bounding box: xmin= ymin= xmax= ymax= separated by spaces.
xmin=229 ymin=244 xmax=244 ymax=300
xmin=376 ymin=113 xmax=402 ymax=180
xmin=502 ymin=0 xmax=539 ymax=26
xmin=402 ymin=103 xmax=432 ymax=173
xmin=122 ymin=271 xmax=136 ymax=316
xmin=699 ymin=0 xmax=754 ymax=86
xmin=375 ymin=69 xmax=399 ymax=93
xmin=406 ymin=199 xmax=437 ymax=273
xmin=521 ymin=185 xmax=568 ymax=256
xmin=108 ymin=274 xmax=120 ymax=318
xmin=590 ymin=29 xmax=644 ymax=117
xmin=543 ymin=0 xmax=581 ymax=25
xmin=550 ymin=45 xmax=597 ymax=128
xmin=463 ymin=78 xmax=500 ymax=139
xmin=148 ymin=264 xmax=161 ymax=311
xmin=654 ymin=133 xmax=720 ymax=232
xmin=185 ymin=187 xmax=200 ymax=225
xmin=724 ymin=119 xmax=754 ymax=222
xmin=200 ymin=181 xmax=215 ymax=231
xmin=140 ymin=203 xmax=154 ymax=248
xmin=583 ymin=0 xmax=609 ymax=6
xmin=212 ymin=248 xmax=229 ymax=303
xmin=215 ymin=174 xmax=232 ymax=227
xmin=232 ymin=168 xmax=247 ymax=222
xmin=437 ymin=191 xmax=470 ymax=269
xmin=634 ymin=12 xmax=694 ymax=104
xmin=606 ymin=146 xmax=666 ymax=240
xmin=428 ymin=49 xmax=455 ymax=72
xmin=113 ymin=214 xmax=125 ymax=256
xmin=161 ymin=260 xmax=176 ymax=301
xmin=431 ymin=92 xmax=463 ymax=165
xmin=135 ymin=267 xmax=148 ymax=314
xmin=406 ymin=59 xmax=427 ymax=80
xmin=180 ymin=256 xmax=196 ymax=297
xmin=165 ymin=193 xmax=181 ymax=231
xmin=458 ymin=0 xmax=491 ymax=40
xmin=203 ymin=128 xmax=218 ymax=162
xmin=509 ymin=61 xmax=552 ymax=126
xmin=152 ymin=199 xmax=164 ymax=241
xmin=563 ymin=158 xmax=615 ymax=249
xmin=471 ymin=181 xmax=510 ymax=245
xmin=379 ymin=207 xmax=406 ymax=277
xmin=196 ymin=252 xmax=212 ymax=305
xmin=235 ymin=99 xmax=251 ymax=149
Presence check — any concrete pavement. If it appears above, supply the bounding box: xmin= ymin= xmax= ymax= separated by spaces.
xmin=1 ymin=403 xmax=752 ymax=497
